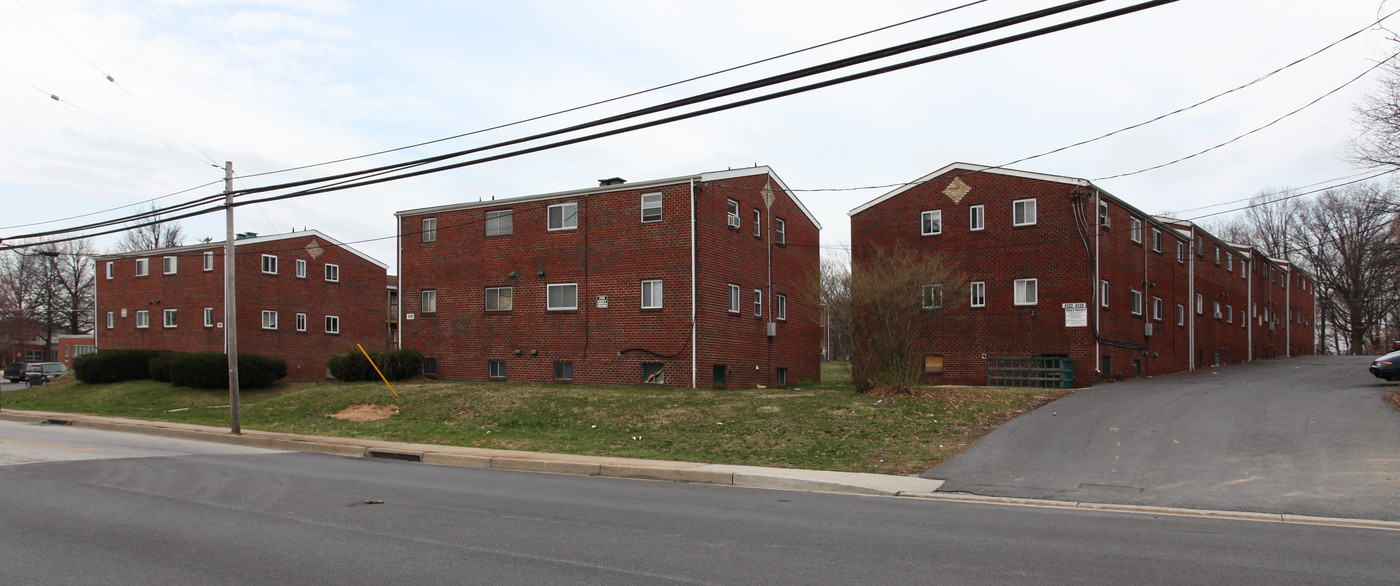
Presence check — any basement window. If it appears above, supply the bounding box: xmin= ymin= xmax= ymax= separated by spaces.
xmin=643 ymin=363 xmax=665 ymax=384
xmin=924 ymin=355 xmax=944 ymax=374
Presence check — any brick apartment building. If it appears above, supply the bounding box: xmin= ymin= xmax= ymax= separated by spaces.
xmin=94 ymin=230 xmax=389 ymax=381
xmin=848 ymin=163 xmax=1315 ymax=387
xmin=395 ymin=166 xmax=822 ymax=388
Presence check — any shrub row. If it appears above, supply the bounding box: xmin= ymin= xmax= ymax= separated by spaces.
xmin=326 ymin=348 xmax=424 ymax=382
xmin=74 ymin=350 xmax=286 ymax=389
xmin=73 ymin=350 xmax=164 ymax=384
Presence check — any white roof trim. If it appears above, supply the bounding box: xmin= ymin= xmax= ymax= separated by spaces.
xmin=848 ymin=162 xmax=1089 ymax=217
xmin=94 ymin=229 xmax=388 ymax=270
xmin=703 ymin=166 xmax=821 ymax=230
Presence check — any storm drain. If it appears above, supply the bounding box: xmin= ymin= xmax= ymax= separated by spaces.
xmin=41 ymin=418 xmax=72 ymax=426
xmin=366 ymin=449 xmax=423 ymax=462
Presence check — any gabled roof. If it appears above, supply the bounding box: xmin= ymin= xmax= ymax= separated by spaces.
xmin=93 ymin=229 xmax=388 ymax=270
xmin=397 ymin=166 xmax=822 ymax=230
xmin=848 ymin=162 xmax=1091 ymax=217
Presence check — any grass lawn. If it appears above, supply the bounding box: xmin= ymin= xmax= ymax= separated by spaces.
xmin=1 ymin=362 xmax=1072 ymax=475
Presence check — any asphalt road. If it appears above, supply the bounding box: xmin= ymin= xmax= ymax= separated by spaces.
xmin=1 ymin=420 xmax=1397 ymax=585
xmin=926 ymin=355 xmax=1400 ymax=520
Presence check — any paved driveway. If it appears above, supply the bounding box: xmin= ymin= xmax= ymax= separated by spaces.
xmin=924 ymin=355 xmax=1400 ymax=521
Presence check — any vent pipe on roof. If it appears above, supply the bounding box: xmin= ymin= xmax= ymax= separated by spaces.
xmin=598 ymin=177 xmax=626 ymax=186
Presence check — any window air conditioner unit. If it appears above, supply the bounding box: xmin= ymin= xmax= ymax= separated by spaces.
xmin=727 ymin=216 xmax=740 ymax=228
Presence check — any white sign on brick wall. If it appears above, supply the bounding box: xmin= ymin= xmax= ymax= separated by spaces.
xmin=1063 ymin=302 xmax=1087 ymax=328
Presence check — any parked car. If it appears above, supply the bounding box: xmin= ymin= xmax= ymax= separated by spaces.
xmin=1370 ymin=351 xmax=1400 ymax=381
xmin=4 ymin=362 xmax=30 ymax=383
xmin=23 ymin=362 xmax=67 ymax=386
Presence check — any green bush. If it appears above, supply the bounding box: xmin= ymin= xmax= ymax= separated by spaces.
xmin=327 ymin=348 xmax=424 ymax=382
xmin=166 ymin=352 xmax=287 ymax=390
xmin=73 ymin=349 xmax=165 ymax=384
xmin=148 ymin=352 xmax=177 ymax=382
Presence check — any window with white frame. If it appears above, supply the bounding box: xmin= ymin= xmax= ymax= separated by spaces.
xmin=485 ymin=287 xmax=512 ymax=311
xmin=105 ymin=261 xmax=114 ymax=279
xmin=1196 ymin=294 xmax=1204 ymax=315
xmin=203 ymin=251 xmax=213 ymax=271
xmin=726 ymin=200 xmax=740 ymax=228
xmin=970 ymin=205 xmax=985 ymax=231
xmin=547 ymin=283 xmax=578 ymax=310
xmin=136 ymin=310 xmax=149 ymax=328
xmin=1226 ymin=304 xmax=1233 ymax=323
xmin=261 ymin=255 xmax=278 ymax=274
xmin=641 ymin=280 xmax=662 ymax=309
xmin=775 ymin=294 xmax=786 ymax=320
xmin=922 ymin=284 xmax=943 ymax=309
xmin=1177 ymin=242 xmax=1185 ymax=263
xmin=753 ymin=209 xmax=761 ymax=237
xmin=970 ymin=281 xmax=986 ymax=307
xmin=325 ymin=315 xmax=340 ymax=334
xmin=728 ymin=284 xmax=740 ymax=313
xmin=1098 ymin=201 xmax=1110 ymax=227
xmin=1013 ymin=199 xmax=1037 ymax=226
xmin=296 ymin=259 xmax=307 ymax=278
xmin=1014 ymin=278 xmax=1038 ymax=305
xmin=489 ymin=360 xmax=506 ymax=378
xmin=641 ymin=192 xmax=662 ymax=222
xmin=1196 ymin=235 xmax=1204 ymax=257
xmin=135 ymin=258 xmax=149 ymax=276
xmin=485 ymin=210 xmax=513 ymax=236
xmin=1153 ymin=229 xmax=1162 ymax=252
xmin=1100 ymin=280 xmax=1110 ymax=308
xmin=1153 ymin=297 xmax=1163 ymax=321
xmin=163 ymin=256 xmax=177 ymax=275
xmin=1242 ymin=310 xmax=1247 ymax=327
xmin=921 ymin=210 xmax=942 ymax=235
xmin=159 ymin=308 xmax=176 ymax=327
xmin=262 ymin=310 xmax=278 ymax=330
xmin=1177 ymin=304 xmax=1185 ymax=326
xmin=422 ymin=217 xmax=437 ymax=242
xmin=548 ymin=202 xmax=578 ymax=230
xmin=1214 ymin=247 xmax=1221 ymax=265
xmin=753 ymin=289 xmax=763 ymax=316
xmin=1131 ymin=290 xmax=1143 ymax=315
xmin=421 ymin=289 xmax=437 ymax=313
xmin=106 ymin=311 xmax=114 ymax=329
xmin=204 ymin=307 xmax=214 ymax=327
xmin=776 ymin=218 xmax=786 ymax=244
xmin=1130 ymin=218 xmax=1142 ymax=243
xmin=325 ymin=264 xmax=340 ymax=282
xmin=295 ymin=313 xmax=307 ymax=332
xmin=1226 ymin=255 xmax=1233 ymax=272
xmin=1214 ymin=301 xmax=1222 ymax=319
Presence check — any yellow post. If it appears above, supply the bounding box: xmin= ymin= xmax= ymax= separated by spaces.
xmin=357 ymin=343 xmax=399 ymax=397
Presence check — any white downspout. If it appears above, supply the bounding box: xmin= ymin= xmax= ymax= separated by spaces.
xmin=1246 ymin=255 xmax=1253 ymax=361
xmin=690 ymin=178 xmax=697 ymax=389
xmin=396 ymin=215 xmax=403 ymax=350
xmin=1187 ymin=228 xmax=1196 ymax=372
xmin=1285 ymin=266 xmax=1292 ymax=357
xmin=1094 ymin=189 xmax=1101 ymax=375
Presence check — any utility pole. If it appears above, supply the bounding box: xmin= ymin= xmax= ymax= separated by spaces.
xmin=223 ymin=161 xmax=240 ymax=434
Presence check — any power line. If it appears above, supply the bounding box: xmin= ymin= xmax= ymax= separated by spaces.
xmin=0 ymin=179 xmax=224 ymax=231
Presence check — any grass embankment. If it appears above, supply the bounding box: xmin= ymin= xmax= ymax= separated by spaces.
xmin=2 ymin=363 xmax=1071 ymax=475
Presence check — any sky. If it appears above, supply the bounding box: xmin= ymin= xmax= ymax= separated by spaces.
xmin=1 ymin=0 xmax=1396 ymax=274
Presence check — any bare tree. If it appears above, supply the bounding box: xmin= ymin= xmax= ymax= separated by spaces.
xmin=849 ymin=244 xmax=963 ymax=393
xmin=53 ymin=239 xmax=97 ymax=335
xmin=116 ymin=204 xmax=186 ymax=252
xmin=1350 ymin=52 xmax=1400 ymax=168
xmin=817 ymin=250 xmax=852 ymax=362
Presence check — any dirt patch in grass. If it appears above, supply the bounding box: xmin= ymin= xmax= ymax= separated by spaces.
xmin=1386 ymin=389 xmax=1400 ymax=410
xmin=330 ymin=404 xmax=399 ymax=421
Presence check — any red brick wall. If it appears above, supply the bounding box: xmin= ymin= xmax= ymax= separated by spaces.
xmin=95 ymin=232 xmax=388 ymax=381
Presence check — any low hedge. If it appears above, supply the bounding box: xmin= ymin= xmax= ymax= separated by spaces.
xmin=327 ymin=348 xmax=424 ymax=381
xmin=73 ymin=349 xmax=165 ymax=384
xmin=166 ymin=352 xmax=288 ymax=389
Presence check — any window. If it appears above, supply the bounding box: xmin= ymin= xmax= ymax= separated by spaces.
xmin=924 ymin=355 xmax=945 ymax=374
xmin=162 ymin=256 xmax=177 ymax=275
xmin=422 ymin=289 xmax=438 ymax=313
xmin=641 ymin=192 xmax=662 ymax=222
xmin=776 ymin=218 xmax=786 ymax=244
xmin=262 ymin=310 xmax=278 ymax=330
xmin=106 ymin=311 xmax=114 ymax=329
xmin=726 ymin=199 xmax=740 ymax=228
xmin=776 ymin=367 xmax=788 ymax=386
xmin=970 ymin=281 xmax=986 ymax=308
xmin=135 ymin=258 xmax=149 ymax=276
xmin=922 ymin=284 xmax=943 ymax=309
xmin=641 ymin=280 xmax=662 ymax=309
xmin=204 ymin=308 xmax=214 ymax=327
xmin=485 ymin=210 xmax=513 ymax=236
xmin=489 ymin=360 xmax=506 ymax=378
xmin=775 ymin=294 xmax=787 ymax=320
xmin=1013 ymin=199 xmax=1037 ymax=226
xmin=105 ymin=261 xmax=114 ymax=279
xmin=203 ymin=251 xmax=213 ymax=271
xmin=1131 ymin=290 xmax=1143 ymax=315
xmin=422 ymin=217 xmax=437 ymax=242
xmin=970 ymin=205 xmax=985 ymax=231
xmin=728 ymin=284 xmax=740 ymax=313
xmin=1196 ymin=236 xmax=1204 ymax=257
xmin=261 ymin=255 xmax=278 ymax=275
xmin=1177 ymin=242 xmax=1185 ymax=263
xmin=136 ymin=310 xmax=149 ymax=328
xmin=754 ymin=289 xmax=763 ymax=316
xmin=296 ymin=259 xmax=307 ymax=278
xmin=1014 ymin=278 xmax=1038 ymax=305
xmin=1130 ymin=218 xmax=1142 ymax=243
xmin=1226 ymin=255 xmax=1233 ymax=272
xmin=295 ymin=313 xmax=307 ymax=332
xmin=643 ymin=363 xmax=666 ymax=384
xmin=548 ymin=202 xmax=578 ymax=230
xmin=1213 ymin=301 xmax=1222 ymax=319
xmin=921 ymin=210 xmax=942 ymax=235
xmin=1098 ymin=201 xmax=1110 ymax=227
xmin=1226 ymin=305 xmax=1233 ymax=324
xmin=1177 ymin=304 xmax=1185 ymax=326
xmin=485 ymin=287 xmax=512 ymax=311
xmin=325 ymin=315 xmax=340 ymax=334
xmin=325 ymin=264 xmax=340 ymax=282
xmin=1101 ymin=280 xmax=1110 ymax=308
xmin=554 ymin=361 xmax=573 ymax=380
xmin=1242 ymin=310 xmax=1247 ymax=328
xmin=547 ymin=283 xmax=578 ymax=310
xmin=423 ymin=357 xmax=437 ymax=377
xmin=1152 ymin=229 xmax=1162 ymax=252
xmin=1196 ymin=294 xmax=1204 ymax=315
xmin=1214 ymin=247 xmax=1221 ymax=265
xmin=1153 ymin=297 xmax=1163 ymax=321
xmin=754 ymin=209 xmax=761 ymax=237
